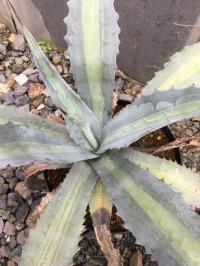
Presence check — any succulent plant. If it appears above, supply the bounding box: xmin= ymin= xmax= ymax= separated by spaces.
xmin=3 ymin=0 xmax=200 ymax=265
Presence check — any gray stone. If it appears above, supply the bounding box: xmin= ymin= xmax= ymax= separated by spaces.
xmin=26 ymin=175 xmax=48 ymax=192
xmin=12 ymin=64 xmax=24 ymax=74
xmin=14 ymin=57 xmax=24 ymax=65
xmin=16 ymin=203 xmax=29 ymax=222
xmin=0 ymin=183 xmax=9 ymax=194
xmin=0 ymin=73 xmax=6 ymax=83
xmin=15 ymin=95 xmax=29 ymax=106
xmin=0 ymin=245 xmax=10 ymax=257
xmin=29 ymin=73 xmax=39 ymax=83
xmin=9 ymin=178 xmax=18 ymax=190
xmin=5 ymin=91 xmax=15 ymax=105
xmin=15 ymin=168 xmax=25 ymax=181
xmin=0 ymin=218 xmax=3 ymax=234
xmin=3 ymin=221 xmax=16 ymax=236
xmin=14 ymin=85 xmax=28 ymax=96
xmin=44 ymin=97 xmax=55 ymax=108
xmin=7 ymin=192 xmax=22 ymax=208
xmin=15 ymin=222 xmax=25 ymax=231
xmin=0 ymin=232 xmax=7 ymax=246
xmin=13 ymin=35 xmax=26 ymax=52
xmin=9 ymin=245 xmax=22 ymax=260
xmin=0 ymin=167 xmax=14 ymax=182
xmin=16 ymin=228 xmax=29 ymax=245
xmin=0 ymin=43 xmax=7 ymax=55
xmin=0 ymin=209 xmax=11 ymax=219
xmin=15 ymin=182 xmax=32 ymax=201
xmin=5 ymin=69 xmax=12 ymax=78
xmin=9 ymin=236 xmax=17 ymax=250
xmin=0 ymin=194 xmax=7 ymax=209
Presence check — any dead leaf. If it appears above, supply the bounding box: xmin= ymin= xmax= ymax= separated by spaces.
xmin=26 ymin=189 xmax=57 ymax=228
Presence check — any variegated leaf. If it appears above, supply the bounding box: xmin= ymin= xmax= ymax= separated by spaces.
xmin=6 ymin=0 xmax=101 ymax=151
xmin=20 ymin=162 xmax=98 ymax=266
xmin=139 ymin=42 xmax=200 ymax=96
xmin=90 ymin=179 xmax=122 ymax=266
xmin=121 ymin=149 xmax=200 ymax=208
xmin=0 ymin=124 xmax=97 ymax=169
xmin=0 ymin=105 xmax=67 ymax=137
xmin=65 ymin=0 xmax=120 ymax=126
xmin=24 ymin=29 xmax=101 ymax=151
xmin=90 ymin=152 xmax=200 ymax=266
xmin=98 ymin=85 xmax=200 ymax=153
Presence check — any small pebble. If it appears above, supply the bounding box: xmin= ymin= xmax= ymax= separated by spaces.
xmin=3 ymin=221 xmax=16 ymax=236
xmin=0 ymin=23 xmax=6 ymax=33
xmin=15 ymin=95 xmax=30 ymax=106
xmin=15 ymin=74 xmax=29 ymax=86
xmin=15 ymin=182 xmax=32 ymax=201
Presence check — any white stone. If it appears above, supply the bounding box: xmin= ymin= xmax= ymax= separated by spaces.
xmin=15 ymin=74 xmax=29 ymax=86
xmin=0 ymin=83 xmax=10 ymax=95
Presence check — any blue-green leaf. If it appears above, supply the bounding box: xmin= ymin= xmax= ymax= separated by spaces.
xmin=90 ymin=152 xmax=200 ymax=266
xmin=20 ymin=162 xmax=98 ymax=266
xmin=65 ymin=0 xmax=120 ymax=126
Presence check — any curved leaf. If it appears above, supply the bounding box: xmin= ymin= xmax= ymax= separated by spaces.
xmin=24 ymin=29 xmax=101 ymax=151
xmin=90 ymin=179 xmax=122 ymax=266
xmin=121 ymin=149 xmax=200 ymax=208
xmin=19 ymin=162 xmax=98 ymax=266
xmin=140 ymin=42 xmax=200 ymax=96
xmin=0 ymin=124 xmax=97 ymax=169
xmin=6 ymin=0 xmax=101 ymax=151
xmin=98 ymin=85 xmax=200 ymax=152
xmin=65 ymin=0 xmax=120 ymax=126
xmin=0 ymin=105 xmax=67 ymax=137
xmin=90 ymin=152 xmax=200 ymax=266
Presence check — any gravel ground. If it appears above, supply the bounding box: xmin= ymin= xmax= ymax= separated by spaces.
xmin=0 ymin=23 xmax=200 ymax=266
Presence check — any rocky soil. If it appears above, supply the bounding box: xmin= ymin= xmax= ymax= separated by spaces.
xmin=0 ymin=22 xmax=200 ymax=266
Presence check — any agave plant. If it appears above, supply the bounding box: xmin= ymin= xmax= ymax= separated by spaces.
xmin=3 ymin=0 xmax=200 ymax=265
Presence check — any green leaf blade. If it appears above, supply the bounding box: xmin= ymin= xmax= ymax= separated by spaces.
xmin=141 ymin=42 xmax=200 ymax=96
xmin=0 ymin=105 xmax=68 ymax=137
xmin=65 ymin=0 xmax=120 ymax=126
xmin=0 ymin=124 xmax=97 ymax=169
xmin=98 ymin=86 xmax=200 ymax=152
xmin=19 ymin=162 xmax=98 ymax=266
xmin=23 ymin=29 xmax=101 ymax=151
xmin=90 ymin=152 xmax=200 ymax=266
xmin=121 ymin=149 xmax=200 ymax=207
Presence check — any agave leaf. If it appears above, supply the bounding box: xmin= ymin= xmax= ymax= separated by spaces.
xmin=139 ymin=42 xmax=200 ymax=96
xmin=90 ymin=179 xmax=122 ymax=266
xmin=6 ymin=0 xmax=101 ymax=151
xmin=98 ymin=85 xmax=200 ymax=152
xmin=121 ymin=149 xmax=200 ymax=208
xmin=64 ymin=0 xmax=120 ymax=126
xmin=0 ymin=105 xmax=67 ymax=137
xmin=19 ymin=162 xmax=98 ymax=266
xmin=90 ymin=152 xmax=200 ymax=266
xmin=24 ymin=29 xmax=101 ymax=151
xmin=0 ymin=124 xmax=97 ymax=169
